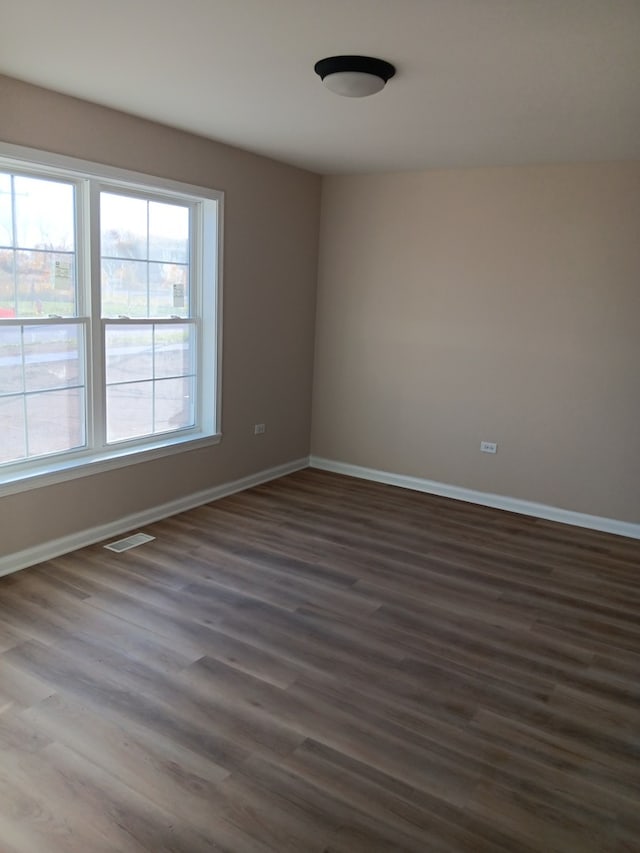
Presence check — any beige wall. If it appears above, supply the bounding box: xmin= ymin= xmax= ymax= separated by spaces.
xmin=0 ymin=75 xmax=321 ymax=557
xmin=2 ymin=75 xmax=638 ymax=558
xmin=312 ymin=164 xmax=640 ymax=523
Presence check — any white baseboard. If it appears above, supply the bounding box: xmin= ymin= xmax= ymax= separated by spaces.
xmin=309 ymin=456 xmax=640 ymax=541
xmin=5 ymin=454 xmax=637 ymax=577
xmin=0 ymin=457 xmax=309 ymax=578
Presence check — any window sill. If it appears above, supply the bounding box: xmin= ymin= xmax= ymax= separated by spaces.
xmin=0 ymin=432 xmax=222 ymax=498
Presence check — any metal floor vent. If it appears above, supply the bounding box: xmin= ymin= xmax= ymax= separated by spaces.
xmin=104 ymin=532 xmax=155 ymax=553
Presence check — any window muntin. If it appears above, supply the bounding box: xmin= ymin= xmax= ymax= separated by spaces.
xmin=0 ymin=149 xmax=220 ymax=487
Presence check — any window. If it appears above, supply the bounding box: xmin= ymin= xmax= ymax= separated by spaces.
xmin=0 ymin=145 xmax=222 ymax=494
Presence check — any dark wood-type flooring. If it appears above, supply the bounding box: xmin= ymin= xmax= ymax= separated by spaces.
xmin=1 ymin=468 xmax=639 ymax=852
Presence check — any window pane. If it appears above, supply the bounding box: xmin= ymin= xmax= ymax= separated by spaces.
xmin=23 ymin=324 xmax=84 ymax=392
xmin=102 ymin=258 xmax=147 ymax=317
xmin=14 ymin=176 xmax=75 ymax=252
xmin=0 ymin=248 xmax=15 ymax=316
xmin=149 ymin=262 xmax=189 ymax=318
xmin=149 ymin=201 xmax=189 ymax=263
xmin=0 ymin=323 xmax=86 ymax=462
xmin=101 ymin=193 xmax=191 ymax=321
xmin=101 ymin=193 xmax=147 ymax=260
xmin=154 ymin=376 xmax=195 ymax=432
xmin=16 ymin=250 xmax=76 ymax=317
xmin=105 ymin=322 xmax=197 ymax=443
xmin=0 ymin=174 xmax=12 ymax=247
xmin=25 ymin=388 xmax=85 ymax=456
xmin=106 ymin=382 xmax=152 ymax=443
xmin=0 ymin=395 xmax=26 ymax=463
xmin=154 ymin=324 xmax=195 ymax=378
xmin=0 ymin=325 xmax=22 ymax=394
xmin=105 ymin=324 xmax=153 ymax=383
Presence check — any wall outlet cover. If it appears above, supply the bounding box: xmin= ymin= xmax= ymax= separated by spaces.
xmin=480 ymin=441 xmax=498 ymax=454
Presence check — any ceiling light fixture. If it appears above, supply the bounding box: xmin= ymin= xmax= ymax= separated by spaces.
xmin=314 ymin=55 xmax=396 ymax=98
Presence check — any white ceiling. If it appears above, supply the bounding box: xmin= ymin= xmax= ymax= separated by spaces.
xmin=1 ymin=0 xmax=639 ymax=174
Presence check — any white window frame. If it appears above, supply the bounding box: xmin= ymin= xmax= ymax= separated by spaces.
xmin=0 ymin=142 xmax=223 ymax=498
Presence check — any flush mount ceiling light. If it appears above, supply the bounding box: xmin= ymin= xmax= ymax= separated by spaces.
xmin=314 ymin=55 xmax=396 ymax=98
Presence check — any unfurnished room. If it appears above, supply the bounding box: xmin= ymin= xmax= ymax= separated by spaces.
xmin=0 ymin=1 xmax=639 ymax=851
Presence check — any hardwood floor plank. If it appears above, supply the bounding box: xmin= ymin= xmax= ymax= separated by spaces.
xmin=38 ymin=741 xmax=227 ymax=853
xmin=0 ymin=468 xmax=637 ymax=851
xmin=272 ymin=739 xmax=541 ymax=853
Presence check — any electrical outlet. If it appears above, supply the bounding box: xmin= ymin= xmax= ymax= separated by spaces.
xmin=254 ymin=423 xmax=266 ymax=435
xmin=480 ymin=441 xmax=497 ymax=454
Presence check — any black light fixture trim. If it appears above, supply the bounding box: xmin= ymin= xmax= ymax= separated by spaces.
xmin=314 ymin=55 xmax=396 ymax=84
